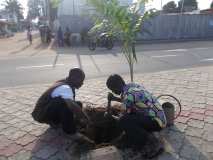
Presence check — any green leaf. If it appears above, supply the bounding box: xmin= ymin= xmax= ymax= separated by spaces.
xmin=88 ymin=0 xmax=151 ymax=81
xmin=50 ymin=0 xmax=60 ymax=8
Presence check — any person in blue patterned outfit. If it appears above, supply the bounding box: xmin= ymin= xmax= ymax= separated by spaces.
xmin=106 ymin=74 xmax=167 ymax=157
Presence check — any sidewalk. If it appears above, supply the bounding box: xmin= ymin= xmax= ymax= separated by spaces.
xmin=0 ymin=66 xmax=213 ymax=160
xmin=0 ymin=31 xmax=56 ymax=57
xmin=1 ymin=31 xmax=213 ymax=59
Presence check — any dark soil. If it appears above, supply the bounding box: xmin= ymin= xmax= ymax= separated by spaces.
xmin=80 ymin=104 xmax=124 ymax=145
xmin=74 ymin=104 xmax=164 ymax=159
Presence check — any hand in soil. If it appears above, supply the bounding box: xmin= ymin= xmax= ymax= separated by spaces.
xmin=107 ymin=92 xmax=114 ymax=102
xmin=104 ymin=111 xmax=112 ymax=118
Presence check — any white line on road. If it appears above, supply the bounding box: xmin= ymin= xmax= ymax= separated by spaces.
xmin=200 ymin=58 xmax=213 ymax=62
xmin=194 ymin=47 xmax=209 ymax=50
xmin=166 ymin=49 xmax=188 ymax=52
xmin=16 ymin=64 xmax=65 ymax=70
xmin=151 ymin=55 xmax=178 ymax=58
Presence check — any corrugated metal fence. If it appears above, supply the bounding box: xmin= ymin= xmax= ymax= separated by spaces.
xmin=139 ymin=14 xmax=213 ymax=40
xmin=58 ymin=14 xmax=213 ymax=41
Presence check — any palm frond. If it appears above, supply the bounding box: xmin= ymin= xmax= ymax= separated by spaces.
xmin=88 ymin=0 xmax=150 ymax=81
xmin=50 ymin=0 xmax=61 ymax=9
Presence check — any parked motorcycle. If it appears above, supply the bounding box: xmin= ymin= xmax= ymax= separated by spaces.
xmin=88 ymin=33 xmax=114 ymax=51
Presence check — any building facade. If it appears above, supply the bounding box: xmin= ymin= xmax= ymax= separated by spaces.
xmin=56 ymin=0 xmax=138 ymax=33
xmin=0 ymin=9 xmax=18 ymax=23
xmin=58 ymin=0 xmax=134 ymax=17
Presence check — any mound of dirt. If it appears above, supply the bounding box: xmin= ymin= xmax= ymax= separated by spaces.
xmin=80 ymin=104 xmax=124 ymax=145
xmin=69 ymin=104 xmax=164 ymax=160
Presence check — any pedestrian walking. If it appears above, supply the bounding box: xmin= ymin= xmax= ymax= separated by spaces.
xmin=57 ymin=27 xmax=64 ymax=47
xmin=27 ymin=27 xmax=32 ymax=45
xmin=64 ymin=27 xmax=71 ymax=47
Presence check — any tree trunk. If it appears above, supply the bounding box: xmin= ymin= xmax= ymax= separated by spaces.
xmin=123 ymin=44 xmax=135 ymax=82
xmin=129 ymin=60 xmax=134 ymax=82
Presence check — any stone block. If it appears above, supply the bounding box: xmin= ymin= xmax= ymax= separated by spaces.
xmin=180 ymin=144 xmax=201 ymax=160
xmin=171 ymin=122 xmax=187 ymax=132
xmin=191 ymin=108 xmax=206 ymax=114
xmin=35 ymin=146 xmax=58 ymax=159
xmin=187 ymin=119 xmax=204 ymax=129
xmin=204 ymin=116 xmax=213 ymax=124
xmin=205 ymin=110 xmax=213 ymax=117
xmin=175 ymin=116 xmax=190 ymax=124
xmin=16 ymin=134 xmax=37 ymax=146
xmin=190 ymin=113 xmax=204 ymax=121
xmin=8 ymin=150 xmax=32 ymax=160
xmin=80 ymin=146 xmax=122 ymax=160
xmin=0 ymin=143 xmax=23 ymax=157
xmin=185 ymin=126 xmax=203 ymax=138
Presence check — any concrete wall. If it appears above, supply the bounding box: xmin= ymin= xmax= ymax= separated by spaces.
xmin=57 ymin=0 xmax=135 ymax=33
xmin=58 ymin=0 xmax=87 ymax=16
xmin=139 ymin=14 xmax=213 ymax=40
xmin=58 ymin=15 xmax=92 ymax=33
xmin=58 ymin=0 xmax=134 ymax=16
xmin=0 ymin=10 xmax=18 ymax=23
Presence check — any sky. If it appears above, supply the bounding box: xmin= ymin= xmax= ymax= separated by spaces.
xmin=146 ymin=0 xmax=212 ymax=10
xmin=17 ymin=0 xmax=28 ymax=17
xmin=0 ymin=0 xmax=28 ymax=17
xmin=0 ymin=0 xmax=212 ymax=18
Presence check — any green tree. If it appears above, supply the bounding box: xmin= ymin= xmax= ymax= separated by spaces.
xmin=49 ymin=0 xmax=60 ymax=24
xmin=163 ymin=1 xmax=178 ymax=13
xmin=50 ymin=0 xmax=60 ymax=9
xmin=27 ymin=0 xmax=44 ymax=20
xmin=211 ymin=1 xmax=213 ymax=8
xmin=3 ymin=0 xmax=24 ymax=21
xmin=88 ymin=0 xmax=150 ymax=81
xmin=178 ymin=0 xmax=198 ymax=12
xmin=27 ymin=0 xmax=60 ymax=23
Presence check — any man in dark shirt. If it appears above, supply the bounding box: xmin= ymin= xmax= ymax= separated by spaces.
xmin=32 ymin=68 xmax=89 ymax=135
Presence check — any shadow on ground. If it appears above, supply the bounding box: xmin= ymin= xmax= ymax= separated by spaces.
xmin=30 ymin=107 xmax=210 ymax=160
xmin=29 ymin=123 xmax=209 ymax=160
xmin=158 ymin=126 xmax=205 ymax=160
xmin=30 ymin=128 xmax=73 ymax=160
xmin=9 ymin=45 xmax=30 ymax=54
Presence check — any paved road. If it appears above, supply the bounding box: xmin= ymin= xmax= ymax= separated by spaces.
xmin=0 ymin=39 xmax=213 ymax=87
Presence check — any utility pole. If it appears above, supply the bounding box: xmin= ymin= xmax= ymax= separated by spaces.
xmin=181 ymin=0 xmax=185 ymax=13
xmin=73 ymin=0 xmax=75 ymax=15
xmin=44 ymin=0 xmax=50 ymax=22
xmin=179 ymin=0 xmax=185 ymax=40
xmin=160 ymin=0 xmax=163 ymax=14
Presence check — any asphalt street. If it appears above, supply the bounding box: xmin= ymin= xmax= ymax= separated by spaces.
xmin=0 ymin=42 xmax=213 ymax=88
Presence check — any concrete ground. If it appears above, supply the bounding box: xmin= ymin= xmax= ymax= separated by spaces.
xmin=0 ymin=31 xmax=55 ymax=57
xmin=0 ymin=66 xmax=213 ymax=159
xmin=1 ymin=32 xmax=213 ymax=88
xmin=1 ymin=32 xmax=213 ymax=159
xmin=0 ymin=31 xmax=213 ymax=57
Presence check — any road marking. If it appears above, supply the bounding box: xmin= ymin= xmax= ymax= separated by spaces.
xmin=194 ymin=47 xmax=209 ymax=50
xmin=201 ymin=58 xmax=213 ymax=62
xmin=151 ymin=55 xmax=178 ymax=58
xmin=16 ymin=64 xmax=65 ymax=70
xmin=166 ymin=49 xmax=188 ymax=52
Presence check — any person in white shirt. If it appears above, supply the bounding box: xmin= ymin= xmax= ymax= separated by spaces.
xmin=32 ymin=68 xmax=89 ymax=135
